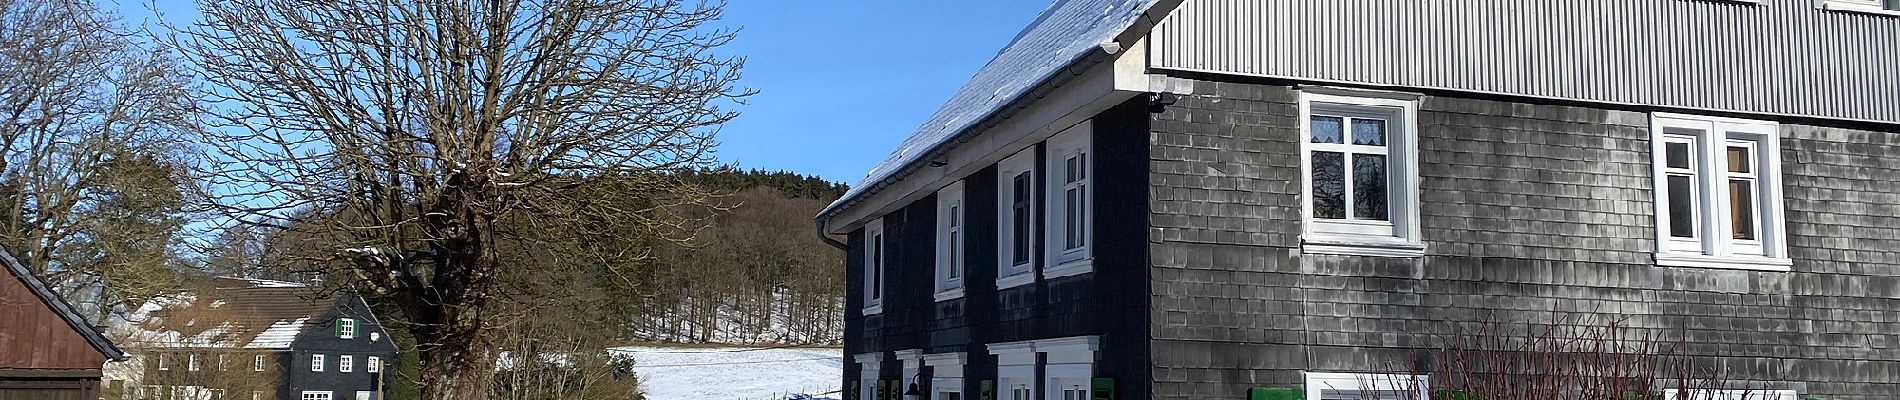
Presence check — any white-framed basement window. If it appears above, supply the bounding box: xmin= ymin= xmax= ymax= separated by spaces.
xmin=863 ymin=217 xmax=886 ymax=315
xmin=299 ymin=391 xmax=333 ymax=400
xmin=853 ymin=353 xmax=884 ymax=400
xmin=1649 ymin=113 xmax=1789 ymax=271
xmin=1820 ymin=0 xmax=1900 ymax=16
xmin=935 ymin=181 xmax=967 ymax=301
xmin=1298 ymin=89 xmax=1424 ymax=257
xmin=1304 ymin=372 xmax=1428 ymax=400
xmin=1043 ymin=124 xmax=1094 ymax=279
xmin=996 ymin=148 xmax=1038 ymax=290
xmin=1038 ymin=337 xmax=1099 ymax=400
xmin=923 ymin=353 xmax=968 ymax=400
xmin=988 ymin=341 xmax=1037 ymax=400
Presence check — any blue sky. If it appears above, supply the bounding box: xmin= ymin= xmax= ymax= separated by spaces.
xmin=120 ymin=1 xmax=1051 ymax=186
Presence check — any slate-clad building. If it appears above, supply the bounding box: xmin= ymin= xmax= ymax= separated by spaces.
xmin=112 ymin=278 xmax=399 ymax=400
xmin=815 ymin=1 xmax=1900 ymax=399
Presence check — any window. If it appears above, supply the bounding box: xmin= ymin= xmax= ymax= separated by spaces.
xmin=989 ymin=341 xmax=1037 ymax=400
xmin=254 ymin=354 xmax=267 ymax=372
xmin=1299 ymin=89 xmax=1423 ymax=257
xmin=1043 ymin=124 xmax=1093 ymax=278
xmin=1304 ymin=372 xmax=1428 ymax=400
xmin=862 ymin=218 xmax=885 ymax=315
xmin=935 ymin=181 xmax=967 ymax=301
xmin=253 ymin=391 xmax=263 ymax=400
xmin=157 ymin=353 xmax=170 ymax=370
xmin=1649 ymin=114 xmax=1788 ymax=270
xmin=299 ymin=391 xmax=333 ymax=400
xmin=1821 ymin=0 xmax=1900 ymax=14
xmin=1659 ymin=389 xmax=1798 ymax=400
xmin=188 ymin=354 xmax=200 ymax=371
xmin=1037 ymin=337 xmax=1098 ymax=400
xmin=923 ymin=353 xmax=967 ymax=400
xmin=368 ymin=356 xmax=381 ymax=373
xmin=337 ymin=318 xmax=357 ymax=339
xmin=311 ymin=354 xmax=325 ymax=372
xmin=339 ymin=355 xmax=354 ymax=373
xmin=995 ymin=148 xmax=1037 ymax=289
xmin=218 ymin=354 xmax=227 ymax=371
xmin=853 ymin=353 xmax=883 ymax=400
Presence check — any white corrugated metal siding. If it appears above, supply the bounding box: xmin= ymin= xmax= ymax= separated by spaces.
xmin=1151 ymin=0 xmax=1900 ymax=123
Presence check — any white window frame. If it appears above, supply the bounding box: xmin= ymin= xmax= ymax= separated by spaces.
xmin=300 ymin=391 xmax=333 ymax=400
xmin=988 ymin=341 xmax=1037 ymax=400
xmin=1659 ymin=389 xmax=1798 ymax=400
xmin=188 ymin=354 xmax=200 ymax=371
xmin=1819 ymin=0 xmax=1900 ymax=16
xmin=1297 ymin=89 xmax=1424 ymax=257
xmin=157 ymin=353 xmax=169 ymax=371
xmin=995 ymin=148 xmax=1038 ymax=289
xmin=934 ymin=181 xmax=967 ymax=301
xmin=1304 ymin=372 xmax=1429 ymax=400
xmin=254 ymin=354 xmax=266 ymax=372
xmin=1037 ymin=337 xmax=1099 ymax=400
xmin=923 ymin=353 xmax=968 ymax=400
xmin=368 ymin=356 xmax=381 ymax=373
xmin=338 ymin=318 xmax=356 ymax=339
xmin=1649 ymin=113 xmax=1790 ymax=271
xmin=853 ymin=353 xmax=883 ymax=400
xmin=862 ymin=218 xmax=886 ymax=315
xmin=311 ymin=354 xmax=325 ymax=372
xmin=1043 ymin=124 xmax=1094 ymax=279
xmin=338 ymin=355 xmax=353 ymax=373
xmin=218 ymin=354 xmax=227 ymax=371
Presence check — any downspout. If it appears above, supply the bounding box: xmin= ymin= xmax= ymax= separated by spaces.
xmin=817 ymin=220 xmax=848 ymax=250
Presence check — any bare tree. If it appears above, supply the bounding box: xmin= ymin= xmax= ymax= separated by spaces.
xmin=173 ymin=0 xmax=749 ymax=398
xmin=0 ymin=0 xmax=199 ymax=315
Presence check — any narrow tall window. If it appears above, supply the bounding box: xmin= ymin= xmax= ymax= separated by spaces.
xmin=996 ymin=149 xmax=1037 ymax=288
xmin=339 ymin=355 xmax=354 ymax=373
xmin=1044 ymin=124 xmax=1093 ymax=277
xmin=157 ymin=353 xmax=169 ymax=370
xmin=1650 ymin=114 xmax=1787 ymax=270
xmin=188 ymin=354 xmax=200 ymax=371
xmin=368 ymin=356 xmax=381 ymax=373
xmin=935 ymin=182 xmax=967 ymax=300
xmin=337 ymin=318 xmax=357 ymax=339
xmin=311 ymin=354 xmax=325 ymax=372
xmin=1299 ymin=90 xmax=1423 ymax=257
xmin=254 ymin=354 xmax=266 ymax=372
xmin=862 ymin=218 xmax=886 ymax=314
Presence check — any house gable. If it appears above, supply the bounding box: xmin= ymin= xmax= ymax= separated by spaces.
xmin=0 ymin=246 xmax=123 ymax=372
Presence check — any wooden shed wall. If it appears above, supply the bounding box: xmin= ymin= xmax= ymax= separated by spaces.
xmin=0 ymin=271 xmax=107 ymax=371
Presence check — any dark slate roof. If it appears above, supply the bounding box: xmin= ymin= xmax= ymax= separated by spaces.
xmin=124 ymin=278 xmax=341 ymax=350
xmin=818 ymin=0 xmax=1167 ymax=222
xmin=0 ymin=245 xmax=125 ymax=361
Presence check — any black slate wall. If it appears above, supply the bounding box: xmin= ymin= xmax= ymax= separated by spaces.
xmin=1146 ymin=77 xmax=1900 ymax=399
xmin=841 ymin=96 xmax=1154 ymax=398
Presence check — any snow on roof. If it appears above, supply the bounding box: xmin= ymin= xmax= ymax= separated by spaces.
xmin=818 ymin=0 xmax=1164 ymax=221
xmin=244 ymin=317 xmax=310 ymax=349
xmin=243 ymin=278 xmax=307 ymax=288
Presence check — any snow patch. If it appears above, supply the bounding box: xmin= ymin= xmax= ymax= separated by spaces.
xmin=244 ymin=317 xmax=310 ymax=349
xmin=611 ymin=346 xmax=842 ymax=400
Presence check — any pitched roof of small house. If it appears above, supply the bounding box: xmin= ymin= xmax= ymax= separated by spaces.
xmin=817 ymin=0 xmax=1181 ymax=223
xmin=120 ymin=277 xmax=343 ymax=350
xmin=0 ymin=246 xmax=125 ymax=361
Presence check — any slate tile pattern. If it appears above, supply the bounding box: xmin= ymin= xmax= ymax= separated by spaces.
xmin=1148 ymin=80 xmax=1900 ymax=399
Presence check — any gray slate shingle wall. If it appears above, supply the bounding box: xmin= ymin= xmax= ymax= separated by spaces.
xmin=1148 ymin=79 xmax=1900 ymax=399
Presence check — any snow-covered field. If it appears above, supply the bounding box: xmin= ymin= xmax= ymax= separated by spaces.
xmin=612 ymin=346 xmax=842 ymax=400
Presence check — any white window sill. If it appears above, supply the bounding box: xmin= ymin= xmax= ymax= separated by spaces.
xmin=862 ymin=304 xmax=884 ymax=316
xmin=1303 ymin=236 xmax=1426 ymax=258
xmin=1822 ymin=1 xmax=1900 ymax=16
xmin=1654 ymin=252 xmax=1792 ymax=271
xmin=996 ymin=272 xmax=1036 ymax=290
xmin=932 ymin=287 xmax=966 ymax=302
xmin=1041 ymin=258 xmax=1093 ymax=279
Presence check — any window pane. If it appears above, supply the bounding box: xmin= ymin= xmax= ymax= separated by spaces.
xmin=1352 ymin=118 xmax=1387 ymax=146
xmin=1065 ymin=155 xmax=1078 ymax=183
xmin=1353 ymin=154 xmax=1389 ymax=221
xmin=1667 ymin=174 xmax=1695 ymax=238
xmin=949 ymin=205 xmax=959 ymax=227
xmin=1065 ymin=187 xmax=1081 ymax=249
xmin=1310 ymin=116 xmax=1344 ymax=144
xmin=1012 ymin=207 xmax=1030 ymax=265
xmin=1731 ymin=179 xmax=1756 ymax=240
xmin=1078 ymin=153 xmax=1087 ymax=180
xmin=949 ymin=230 xmax=960 ymax=278
xmin=1311 ymin=151 xmax=1346 ymax=219
xmin=1012 ymin=173 xmax=1030 ymax=203
xmin=1726 ymin=146 xmax=1751 ymax=173
xmin=1665 ymin=142 xmax=1691 ymax=169
xmin=872 ymin=237 xmax=882 ymax=298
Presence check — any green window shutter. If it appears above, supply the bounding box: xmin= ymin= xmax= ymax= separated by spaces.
xmin=334 ymin=321 xmax=343 ymax=338
xmin=1248 ymin=388 xmax=1304 ymax=400
xmin=1091 ymin=378 xmax=1114 ymax=400
xmin=847 ymin=380 xmax=858 ymax=400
